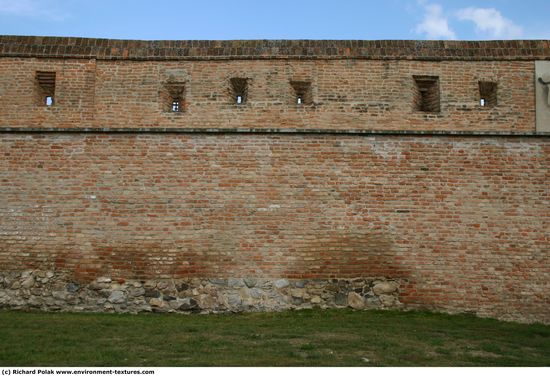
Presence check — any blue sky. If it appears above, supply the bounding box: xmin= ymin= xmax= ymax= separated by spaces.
xmin=0 ymin=0 xmax=548 ymax=40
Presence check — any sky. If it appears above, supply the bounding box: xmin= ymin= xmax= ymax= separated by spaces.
xmin=0 ymin=0 xmax=548 ymax=41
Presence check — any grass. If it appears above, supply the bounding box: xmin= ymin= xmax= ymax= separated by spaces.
xmin=0 ymin=308 xmax=549 ymax=366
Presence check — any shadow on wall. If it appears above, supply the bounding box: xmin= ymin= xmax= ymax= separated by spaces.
xmin=40 ymin=229 xmax=414 ymax=286
xmin=283 ymin=231 xmax=412 ymax=280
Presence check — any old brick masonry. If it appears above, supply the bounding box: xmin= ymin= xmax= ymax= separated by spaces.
xmin=0 ymin=37 xmax=548 ymax=323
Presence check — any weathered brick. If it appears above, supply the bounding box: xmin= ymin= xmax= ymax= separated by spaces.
xmin=0 ymin=36 xmax=548 ymax=323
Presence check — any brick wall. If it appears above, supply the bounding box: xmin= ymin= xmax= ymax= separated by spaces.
xmin=1 ymin=133 xmax=548 ymax=322
xmin=1 ymin=37 xmax=549 ymax=61
xmin=0 ymin=58 xmax=537 ymax=131
xmin=0 ymin=37 xmax=549 ymax=322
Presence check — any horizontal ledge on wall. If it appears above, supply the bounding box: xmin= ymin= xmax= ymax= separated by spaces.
xmin=2 ymin=54 xmax=550 ymax=62
xmin=1 ymin=127 xmax=549 ymax=137
xmin=2 ymin=37 xmax=550 ymax=61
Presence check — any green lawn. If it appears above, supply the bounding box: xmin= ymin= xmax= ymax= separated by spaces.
xmin=0 ymin=309 xmax=549 ymax=366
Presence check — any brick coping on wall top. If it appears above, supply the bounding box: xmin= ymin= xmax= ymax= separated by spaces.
xmin=1 ymin=127 xmax=549 ymax=137
xmin=1 ymin=35 xmax=549 ymax=61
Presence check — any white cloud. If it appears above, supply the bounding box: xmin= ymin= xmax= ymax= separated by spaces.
xmin=457 ymin=7 xmax=523 ymax=39
xmin=0 ymin=0 xmax=68 ymax=21
xmin=415 ymin=1 xmax=456 ymax=40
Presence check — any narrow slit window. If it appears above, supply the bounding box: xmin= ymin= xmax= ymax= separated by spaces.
xmin=290 ymin=81 xmax=312 ymax=106
xmin=171 ymin=99 xmax=180 ymax=112
xmin=230 ymin=77 xmax=248 ymax=105
xmin=413 ymin=75 xmax=440 ymax=113
xmin=36 ymin=71 xmax=56 ymax=107
xmin=479 ymin=81 xmax=497 ymax=108
xmin=162 ymin=81 xmax=185 ymax=113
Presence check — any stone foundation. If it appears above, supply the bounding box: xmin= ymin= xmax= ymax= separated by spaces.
xmin=0 ymin=271 xmax=402 ymax=313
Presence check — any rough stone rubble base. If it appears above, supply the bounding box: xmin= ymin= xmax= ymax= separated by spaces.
xmin=0 ymin=271 xmax=402 ymax=313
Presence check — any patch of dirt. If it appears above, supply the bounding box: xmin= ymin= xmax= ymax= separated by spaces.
xmin=468 ymin=350 xmax=503 ymax=358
